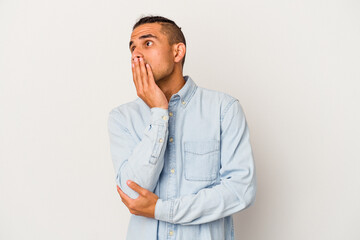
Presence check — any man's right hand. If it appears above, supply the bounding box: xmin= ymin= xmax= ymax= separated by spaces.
xmin=131 ymin=57 xmax=168 ymax=109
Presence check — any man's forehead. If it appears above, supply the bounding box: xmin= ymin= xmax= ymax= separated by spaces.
xmin=130 ymin=23 xmax=163 ymax=39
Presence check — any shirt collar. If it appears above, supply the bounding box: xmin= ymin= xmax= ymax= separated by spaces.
xmin=172 ymin=75 xmax=198 ymax=108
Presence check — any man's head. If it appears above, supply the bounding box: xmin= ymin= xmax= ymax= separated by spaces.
xmin=129 ymin=16 xmax=186 ymax=81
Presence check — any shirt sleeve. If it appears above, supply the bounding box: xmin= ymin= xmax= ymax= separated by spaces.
xmin=154 ymin=99 xmax=256 ymax=225
xmin=108 ymin=107 xmax=169 ymax=199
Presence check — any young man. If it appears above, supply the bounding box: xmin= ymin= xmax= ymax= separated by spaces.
xmin=107 ymin=15 xmax=256 ymax=240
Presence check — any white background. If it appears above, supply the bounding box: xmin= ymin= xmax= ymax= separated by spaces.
xmin=1 ymin=0 xmax=359 ymax=239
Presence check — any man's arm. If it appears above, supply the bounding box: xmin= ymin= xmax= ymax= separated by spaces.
xmin=118 ymin=99 xmax=256 ymax=223
xmin=108 ymin=107 xmax=169 ymax=199
xmin=108 ymin=56 xmax=169 ymax=199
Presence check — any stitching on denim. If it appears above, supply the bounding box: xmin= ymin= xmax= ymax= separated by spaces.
xmin=220 ymin=99 xmax=238 ymax=122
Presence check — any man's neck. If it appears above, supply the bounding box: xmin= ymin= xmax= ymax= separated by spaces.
xmin=156 ymin=70 xmax=186 ymax=103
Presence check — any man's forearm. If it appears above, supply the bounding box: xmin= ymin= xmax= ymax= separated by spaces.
xmin=154 ymin=175 xmax=256 ymax=225
xmin=108 ymin=107 xmax=169 ymax=199
xmin=117 ymin=169 xmax=256 ymax=223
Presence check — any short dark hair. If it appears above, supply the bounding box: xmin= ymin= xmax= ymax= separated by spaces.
xmin=133 ymin=15 xmax=186 ymax=67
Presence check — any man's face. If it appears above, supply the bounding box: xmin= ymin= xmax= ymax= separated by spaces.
xmin=129 ymin=23 xmax=175 ymax=82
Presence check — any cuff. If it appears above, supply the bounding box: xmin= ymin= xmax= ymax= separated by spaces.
xmin=154 ymin=198 xmax=174 ymax=223
xmin=150 ymin=107 xmax=169 ymax=125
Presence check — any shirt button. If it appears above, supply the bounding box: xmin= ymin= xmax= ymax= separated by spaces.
xmin=169 ymin=137 xmax=173 ymax=142
xmin=162 ymin=115 xmax=168 ymax=121
xmin=169 ymin=230 xmax=174 ymax=236
xmin=159 ymin=138 xmax=163 ymax=143
xmin=182 ymin=101 xmax=186 ymax=105
xmin=170 ymin=169 xmax=175 ymax=174
xmin=169 ymin=112 xmax=173 ymax=117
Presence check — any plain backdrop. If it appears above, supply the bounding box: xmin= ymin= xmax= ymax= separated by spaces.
xmin=1 ymin=0 xmax=359 ymax=239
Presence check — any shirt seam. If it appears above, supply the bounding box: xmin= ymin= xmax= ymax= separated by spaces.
xmin=220 ymin=99 xmax=238 ymax=122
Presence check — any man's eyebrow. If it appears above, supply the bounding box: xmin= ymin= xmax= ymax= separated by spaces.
xmin=129 ymin=34 xmax=158 ymax=49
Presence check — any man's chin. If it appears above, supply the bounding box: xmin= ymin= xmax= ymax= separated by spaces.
xmin=152 ymin=73 xmax=163 ymax=83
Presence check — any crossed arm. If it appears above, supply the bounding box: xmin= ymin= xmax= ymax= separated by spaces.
xmin=109 ymin=98 xmax=256 ymax=225
xmin=108 ymin=55 xmax=169 ymax=213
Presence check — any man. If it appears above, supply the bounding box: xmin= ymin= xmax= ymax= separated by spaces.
xmin=107 ymin=15 xmax=256 ymax=240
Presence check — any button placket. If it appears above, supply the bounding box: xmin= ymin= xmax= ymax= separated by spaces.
xmin=168 ymin=111 xmax=174 ymax=143
xmin=164 ymin=102 xmax=177 ymax=238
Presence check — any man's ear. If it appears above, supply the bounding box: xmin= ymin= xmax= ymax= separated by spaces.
xmin=173 ymin=43 xmax=186 ymax=64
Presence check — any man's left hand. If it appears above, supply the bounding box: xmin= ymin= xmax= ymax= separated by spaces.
xmin=116 ymin=180 xmax=159 ymax=219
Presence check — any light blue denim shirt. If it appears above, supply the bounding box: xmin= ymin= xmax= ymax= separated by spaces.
xmin=107 ymin=75 xmax=256 ymax=240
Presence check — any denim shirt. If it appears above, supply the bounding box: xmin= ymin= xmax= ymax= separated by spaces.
xmin=107 ymin=75 xmax=256 ymax=240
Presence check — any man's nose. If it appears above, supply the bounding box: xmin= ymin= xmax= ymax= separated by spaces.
xmin=131 ymin=49 xmax=143 ymax=61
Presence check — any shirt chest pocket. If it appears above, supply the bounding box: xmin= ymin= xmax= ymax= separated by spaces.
xmin=183 ymin=140 xmax=220 ymax=182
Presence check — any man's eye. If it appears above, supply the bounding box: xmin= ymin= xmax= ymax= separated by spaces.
xmin=146 ymin=41 xmax=153 ymax=46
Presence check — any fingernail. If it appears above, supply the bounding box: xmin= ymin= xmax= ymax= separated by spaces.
xmin=127 ymin=180 xmax=131 ymax=185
